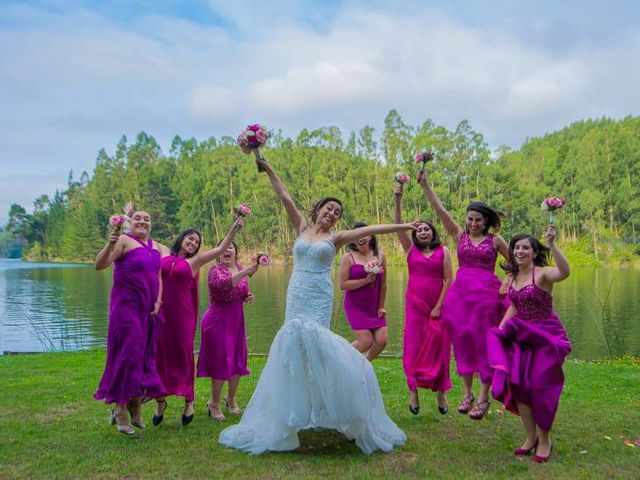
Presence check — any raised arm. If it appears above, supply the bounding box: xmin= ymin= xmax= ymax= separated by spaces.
xmin=95 ymin=231 xmax=124 ymax=270
xmin=417 ymin=170 xmax=463 ymax=242
xmin=377 ymin=253 xmax=388 ymax=318
xmin=189 ymin=217 xmax=244 ymax=272
xmin=333 ymin=222 xmax=418 ymax=250
xmin=540 ymin=225 xmax=570 ymax=284
xmin=494 ymin=234 xmax=509 ymax=262
xmin=393 ymin=185 xmax=413 ymax=253
xmin=256 ymin=157 xmax=307 ymax=235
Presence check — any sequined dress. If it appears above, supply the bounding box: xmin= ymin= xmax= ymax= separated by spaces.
xmin=219 ymin=235 xmax=406 ymax=454
xmin=488 ymin=268 xmax=571 ymax=430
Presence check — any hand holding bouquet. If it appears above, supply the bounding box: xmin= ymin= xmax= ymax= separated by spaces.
xmin=109 ymin=214 xmax=129 ymax=250
xmin=237 ymin=124 xmax=269 ymax=172
xmin=541 ymin=197 xmax=566 ymax=224
xmin=414 ymin=149 xmax=434 ymax=174
xmin=251 ymin=252 xmax=271 ymax=267
xmin=364 ymin=260 xmax=384 ymax=288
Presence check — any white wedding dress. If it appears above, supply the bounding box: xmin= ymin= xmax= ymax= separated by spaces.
xmin=219 ymin=235 xmax=406 ymax=454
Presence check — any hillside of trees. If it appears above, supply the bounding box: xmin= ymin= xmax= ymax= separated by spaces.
xmin=4 ymin=111 xmax=640 ymax=265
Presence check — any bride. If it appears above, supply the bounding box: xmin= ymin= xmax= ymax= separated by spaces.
xmin=219 ymin=157 xmax=413 ymax=455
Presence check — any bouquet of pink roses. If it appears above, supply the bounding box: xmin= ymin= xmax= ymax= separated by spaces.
xmin=364 ymin=260 xmax=384 ymax=288
xmin=251 ymin=252 xmax=271 ymax=267
xmin=234 ymin=203 xmax=251 ymax=218
xmin=109 ymin=214 xmax=129 ymax=250
xmin=414 ymin=149 xmax=434 ymax=173
xmin=394 ymin=172 xmax=410 ymax=184
xmin=238 ymin=124 xmax=269 ymax=172
xmin=541 ymin=197 xmax=566 ymax=224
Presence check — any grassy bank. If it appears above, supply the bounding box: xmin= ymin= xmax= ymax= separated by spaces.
xmin=0 ymin=351 xmax=638 ymax=479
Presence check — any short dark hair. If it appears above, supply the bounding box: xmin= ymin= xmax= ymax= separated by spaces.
xmin=466 ymin=202 xmax=504 ymax=234
xmin=171 ymin=229 xmax=202 ymax=258
xmin=411 ymin=219 xmax=441 ymax=251
xmin=501 ymin=234 xmax=551 ymax=275
xmin=311 ymin=197 xmax=343 ymax=223
xmin=346 ymin=222 xmax=379 ymax=256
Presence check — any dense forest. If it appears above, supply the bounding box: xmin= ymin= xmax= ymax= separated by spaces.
xmin=4 ymin=111 xmax=640 ymax=265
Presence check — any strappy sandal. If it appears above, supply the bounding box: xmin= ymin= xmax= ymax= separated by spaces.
xmin=127 ymin=398 xmax=145 ymax=429
xmin=224 ymin=396 xmax=242 ymax=416
xmin=109 ymin=409 xmax=135 ymax=435
xmin=207 ymin=401 xmax=225 ymax=421
xmin=457 ymin=394 xmax=475 ymax=414
xmin=469 ymin=399 xmax=490 ymax=420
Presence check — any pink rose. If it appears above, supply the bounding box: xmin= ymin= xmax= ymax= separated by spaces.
xmin=109 ymin=214 xmax=127 ymax=227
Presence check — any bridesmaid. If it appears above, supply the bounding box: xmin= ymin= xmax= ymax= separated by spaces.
xmin=339 ymin=222 xmax=388 ymax=361
xmin=488 ymin=225 xmax=571 ymax=463
xmin=394 ymin=184 xmax=453 ymax=415
xmin=196 ymin=241 xmax=257 ymax=421
xmin=94 ymin=209 xmax=165 ymax=434
xmin=153 ymin=217 xmax=245 ymax=427
xmin=418 ymin=169 xmax=508 ymax=420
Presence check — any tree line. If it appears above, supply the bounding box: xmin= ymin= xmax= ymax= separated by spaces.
xmin=4 ymin=111 xmax=640 ymax=265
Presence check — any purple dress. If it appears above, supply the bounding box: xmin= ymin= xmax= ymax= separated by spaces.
xmin=156 ymin=256 xmax=199 ymax=402
xmin=196 ymin=263 xmax=250 ymax=381
xmin=441 ymin=233 xmax=504 ymax=383
xmin=94 ymin=234 xmax=165 ymax=405
xmin=488 ymin=268 xmax=572 ymax=430
xmin=403 ymin=246 xmax=452 ymax=392
xmin=343 ymin=253 xmax=386 ymax=331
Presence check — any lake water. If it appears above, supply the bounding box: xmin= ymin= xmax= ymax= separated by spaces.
xmin=0 ymin=258 xmax=638 ymax=360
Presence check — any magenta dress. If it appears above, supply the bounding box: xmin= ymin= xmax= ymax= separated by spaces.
xmin=403 ymin=246 xmax=452 ymax=392
xmin=343 ymin=253 xmax=386 ymax=331
xmin=94 ymin=234 xmax=165 ymax=405
xmin=156 ymin=256 xmax=199 ymax=402
xmin=488 ymin=268 xmax=572 ymax=430
xmin=196 ymin=263 xmax=250 ymax=381
xmin=441 ymin=233 xmax=504 ymax=383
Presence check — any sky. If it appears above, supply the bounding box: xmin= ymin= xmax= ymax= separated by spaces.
xmin=1 ymin=0 xmax=639 ymax=225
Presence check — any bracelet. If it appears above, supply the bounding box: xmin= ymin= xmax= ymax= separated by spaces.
xmin=155 ymin=300 xmax=163 ymax=305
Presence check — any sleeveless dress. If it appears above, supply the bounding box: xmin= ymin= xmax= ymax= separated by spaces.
xmin=441 ymin=233 xmax=504 ymax=383
xmin=403 ymin=245 xmax=452 ymax=392
xmin=94 ymin=234 xmax=165 ymax=404
xmin=156 ymin=256 xmax=199 ymax=402
xmin=488 ymin=268 xmax=572 ymax=430
xmin=196 ymin=263 xmax=250 ymax=381
xmin=219 ymin=235 xmax=406 ymax=455
xmin=343 ymin=253 xmax=386 ymax=331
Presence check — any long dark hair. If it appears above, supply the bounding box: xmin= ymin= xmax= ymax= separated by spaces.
xmin=171 ymin=229 xmax=202 ymax=258
xmin=466 ymin=202 xmax=504 ymax=234
xmin=501 ymin=234 xmax=551 ymax=276
xmin=346 ymin=222 xmax=379 ymax=256
xmin=412 ymin=219 xmax=442 ymax=251
xmin=310 ymin=197 xmax=343 ymax=223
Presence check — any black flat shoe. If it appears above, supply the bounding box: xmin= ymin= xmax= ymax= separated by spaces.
xmin=409 ymin=404 xmax=420 ymax=415
xmin=152 ymin=399 xmax=168 ymax=427
xmin=438 ymin=404 xmax=449 ymax=415
xmin=181 ymin=413 xmax=194 ymax=426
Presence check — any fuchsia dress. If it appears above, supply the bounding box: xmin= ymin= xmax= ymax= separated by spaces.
xmin=196 ymin=263 xmax=251 ymax=381
xmin=403 ymin=246 xmax=452 ymax=392
xmin=442 ymin=233 xmax=504 ymax=383
xmin=343 ymin=253 xmax=386 ymax=331
xmin=94 ymin=234 xmax=165 ymax=405
xmin=488 ymin=268 xmax=572 ymax=430
xmin=156 ymin=256 xmax=199 ymax=402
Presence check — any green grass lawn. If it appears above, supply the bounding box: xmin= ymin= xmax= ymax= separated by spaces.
xmin=0 ymin=351 xmax=638 ymax=479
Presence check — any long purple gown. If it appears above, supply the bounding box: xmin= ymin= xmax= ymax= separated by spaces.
xmin=94 ymin=234 xmax=165 ymax=405
xmin=343 ymin=253 xmax=386 ymax=331
xmin=156 ymin=256 xmax=199 ymax=402
xmin=196 ymin=263 xmax=250 ymax=381
xmin=403 ymin=245 xmax=452 ymax=392
xmin=488 ymin=268 xmax=572 ymax=430
xmin=441 ymin=233 xmax=504 ymax=383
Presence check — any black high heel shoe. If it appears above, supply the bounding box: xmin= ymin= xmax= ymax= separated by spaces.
xmin=152 ymin=399 xmax=168 ymax=427
xmin=181 ymin=402 xmax=194 ymax=426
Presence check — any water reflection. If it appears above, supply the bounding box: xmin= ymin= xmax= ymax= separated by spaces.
xmin=0 ymin=258 xmax=638 ymax=360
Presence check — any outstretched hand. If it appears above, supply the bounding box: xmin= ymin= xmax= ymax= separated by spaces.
xmin=255 ymin=157 xmax=269 ymax=172
xmin=416 ymin=169 xmax=427 ymax=186
xmin=394 ymin=185 xmax=403 ymax=197
xmin=123 ymin=201 xmax=135 ymax=217
xmin=232 ymin=217 xmax=245 ymax=231
xmin=405 ymin=220 xmax=421 ymax=230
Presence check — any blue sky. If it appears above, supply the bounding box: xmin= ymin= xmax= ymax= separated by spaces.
xmin=1 ymin=0 xmax=639 ymax=225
